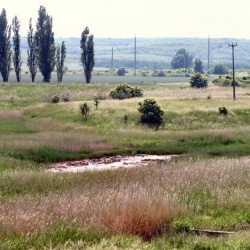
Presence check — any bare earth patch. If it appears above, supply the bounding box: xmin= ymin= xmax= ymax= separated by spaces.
xmin=50 ymin=154 xmax=174 ymax=172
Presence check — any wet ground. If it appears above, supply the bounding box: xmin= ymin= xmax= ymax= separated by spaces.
xmin=50 ymin=154 xmax=174 ymax=173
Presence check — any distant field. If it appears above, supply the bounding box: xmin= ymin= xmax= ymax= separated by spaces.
xmin=7 ymin=72 xmax=191 ymax=84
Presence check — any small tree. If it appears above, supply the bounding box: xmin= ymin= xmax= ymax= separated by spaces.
xmin=56 ymin=41 xmax=66 ymax=82
xmin=0 ymin=9 xmax=12 ymax=82
xmin=12 ymin=16 xmax=22 ymax=82
xmin=79 ymin=103 xmax=90 ymax=121
xmin=80 ymin=27 xmax=94 ymax=83
xmin=27 ymin=18 xmax=37 ymax=82
xmin=194 ymin=58 xmax=204 ymax=73
xmin=93 ymin=97 xmax=100 ymax=110
xmin=190 ymin=73 xmax=208 ymax=88
xmin=138 ymin=98 xmax=164 ymax=129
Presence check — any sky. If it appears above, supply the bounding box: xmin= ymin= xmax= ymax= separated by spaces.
xmin=2 ymin=0 xmax=250 ymax=39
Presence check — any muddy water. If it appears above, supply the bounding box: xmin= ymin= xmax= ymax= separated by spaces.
xmin=49 ymin=154 xmax=175 ymax=173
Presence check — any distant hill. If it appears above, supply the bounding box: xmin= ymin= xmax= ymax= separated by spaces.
xmin=20 ymin=37 xmax=250 ymax=71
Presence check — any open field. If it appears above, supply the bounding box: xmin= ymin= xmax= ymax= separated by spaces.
xmin=0 ymin=79 xmax=250 ymax=249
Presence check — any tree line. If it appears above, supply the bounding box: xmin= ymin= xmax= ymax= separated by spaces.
xmin=0 ymin=6 xmax=94 ymax=83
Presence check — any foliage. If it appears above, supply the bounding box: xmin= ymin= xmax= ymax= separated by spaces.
xmin=152 ymin=70 xmax=166 ymax=77
xmin=109 ymin=83 xmax=143 ymax=99
xmin=194 ymin=58 xmax=204 ymax=73
xmin=0 ymin=8 xmax=12 ymax=82
xmin=56 ymin=41 xmax=66 ymax=82
xmin=12 ymin=16 xmax=22 ymax=82
xmin=35 ymin=6 xmax=56 ymax=82
xmin=212 ymin=64 xmax=229 ymax=74
xmin=190 ymin=73 xmax=208 ymax=88
xmin=219 ymin=107 xmax=228 ymax=116
xmin=93 ymin=96 xmax=100 ymax=110
xmin=138 ymin=98 xmax=164 ymax=129
xmin=213 ymin=75 xmax=241 ymax=87
xmin=173 ymin=219 xmax=192 ymax=233
xmin=79 ymin=102 xmax=90 ymax=121
xmin=171 ymin=48 xmax=193 ymax=69
xmin=27 ymin=18 xmax=37 ymax=82
xmin=50 ymin=94 xmax=60 ymax=103
xmin=80 ymin=27 xmax=95 ymax=83
xmin=117 ymin=67 xmax=126 ymax=76
xmin=62 ymin=93 xmax=70 ymax=102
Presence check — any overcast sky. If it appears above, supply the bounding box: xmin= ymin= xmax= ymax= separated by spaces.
xmin=2 ymin=0 xmax=250 ymax=39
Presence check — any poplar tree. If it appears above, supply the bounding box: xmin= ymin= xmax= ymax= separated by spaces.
xmin=27 ymin=18 xmax=37 ymax=82
xmin=0 ymin=9 xmax=11 ymax=82
xmin=12 ymin=16 xmax=22 ymax=82
xmin=35 ymin=6 xmax=56 ymax=82
xmin=80 ymin=27 xmax=94 ymax=83
xmin=56 ymin=41 xmax=66 ymax=82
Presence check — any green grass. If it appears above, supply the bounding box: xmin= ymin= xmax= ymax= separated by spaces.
xmin=0 ymin=81 xmax=250 ymax=249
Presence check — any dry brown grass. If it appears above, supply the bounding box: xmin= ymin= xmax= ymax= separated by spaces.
xmin=0 ymin=156 xmax=249 ymax=240
xmin=0 ymin=184 xmax=173 ymax=241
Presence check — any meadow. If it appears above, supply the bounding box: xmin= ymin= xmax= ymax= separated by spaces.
xmin=0 ymin=76 xmax=250 ymax=249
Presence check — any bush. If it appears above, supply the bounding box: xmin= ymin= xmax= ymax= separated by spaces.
xmin=138 ymin=98 xmax=164 ymax=129
xmin=79 ymin=103 xmax=90 ymax=121
xmin=213 ymin=64 xmax=229 ymax=75
xmin=110 ymin=83 xmax=143 ymax=100
xmin=117 ymin=67 xmax=126 ymax=76
xmin=190 ymin=73 xmax=208 ymax=88
xmin=213 ymin=76 xmax=240 ymax=87
xmin=50 ymin=94 xmax=60 ymax=103
xmin=219 ymin=107 xmax=228 ymax=116
xmin=62 ymin=94 xmax=70 ymax=102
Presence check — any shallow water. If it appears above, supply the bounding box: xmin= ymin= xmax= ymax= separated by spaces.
xmin=49 ymin=154 xmax=174 ymax=173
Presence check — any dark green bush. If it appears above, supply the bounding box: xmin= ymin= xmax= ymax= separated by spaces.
xmin=213 ymin=64 xmax=229 ymax=75
xmin=110 ymin=83 xmax=143 ymax=100
xmin=190 ymin=73 xmax=208 ymax=88
xmin=117 ymin=67 xmax=126 ymax=76
xmin=51 ymin=94 xmax=60 ymax=103
xmin=219 ymin=107 xmax=228 ymax=116
xmin=138 ymin=98 xmax=164 ymax=129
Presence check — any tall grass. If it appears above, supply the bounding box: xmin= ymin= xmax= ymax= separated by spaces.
xmin=0 ymin=157 xmax=250 ymax=247
xmin=0 ymin=82 xmax=250 ymax=248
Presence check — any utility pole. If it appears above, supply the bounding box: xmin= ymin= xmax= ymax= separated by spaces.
xmin=207 ymin=36 xmax=210 ymax=72
xmin=228 ymin=43 xmax=237 ymax=100
xmin=111 ymin=47 xmax=113 ymax=69
xmin=134 ymin=34 xmax=136 ymax=76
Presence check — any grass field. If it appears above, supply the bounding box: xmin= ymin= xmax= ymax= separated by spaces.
xmin=0 ymin=78 xmax=250 ymax=249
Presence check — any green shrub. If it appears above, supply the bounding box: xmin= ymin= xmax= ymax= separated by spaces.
xmin=110 ymin=83 xmax=143 ymax=100
xmin=138 ymin=98 xmax=164 ymax=129
xmin=213 ymin=64 xmax=229 ymax=75
xmin=79 ymin=103 xmax=90 ymax=121
xmin=213 ymin=76 xmax=240 ymax=87
xmin=50 ymin=94 xmax=60 ymax=103
xmin=173 ymin=219 xmax=192 ymax=233
xmin=117 ymin=67 xmax=126 ymax=76
xmin=219 ymin=107 xmax=228 ymax=116
xmin=62 ymin=94 xmax=70 ymax=102
xmin=190 ymin=73 xmax=208 ymax=88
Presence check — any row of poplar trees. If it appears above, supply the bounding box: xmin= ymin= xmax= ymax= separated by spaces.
xmin=0 ymin=6 xmax=94 ymax=83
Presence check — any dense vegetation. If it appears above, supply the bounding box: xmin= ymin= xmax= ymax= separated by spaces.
xmin=0 ymin=77 xmax=250 ymax=248
xmin=13 ymin=36 xmax=250 ymax=73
